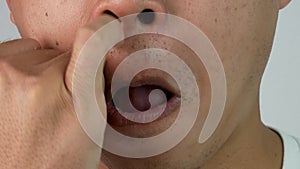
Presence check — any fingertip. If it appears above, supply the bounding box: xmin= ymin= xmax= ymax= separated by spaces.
xmin=74 ymin=15 xmax=117 ymax=48
xmin=0 ymin=38 xmax=42 ymax=57
xmin=67 ymin=15 xmax=120 ymax=95
xmin=9 ymin=38 xmax=42 ymax=50
xmin=22 ymin=38 xmax=42 ymax=50
xmin=88 ymin=15 xmax=117 ymax=31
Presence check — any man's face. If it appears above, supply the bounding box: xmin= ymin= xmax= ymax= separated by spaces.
xmin=8 ymin=0 xmax=282 ymax=168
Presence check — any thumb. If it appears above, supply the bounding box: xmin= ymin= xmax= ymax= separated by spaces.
xmin=65 ymin=15 xmax=121 ymax=94
xmin=64 ymin=15 xmax=122 ymax=169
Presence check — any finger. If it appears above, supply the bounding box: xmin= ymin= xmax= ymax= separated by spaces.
xmin=65 ymin=15 xmax=119 ymax=93
xmin=0 ymin=39 xmax=41 ymax=58
xmin=62 ymin=16 xmax=123 ymax=169
xmin=6 ymin=49 xmax=63 ymax=73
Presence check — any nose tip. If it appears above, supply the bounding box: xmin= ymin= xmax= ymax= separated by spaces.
xmin=92 ymin=0 xmax=166 ymax=24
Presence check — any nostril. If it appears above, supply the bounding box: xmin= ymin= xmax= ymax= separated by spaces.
xmin=137 ymin=9 xmax=155 ymax=24
xmin=103 ymin=10 xmax=120 ymax=20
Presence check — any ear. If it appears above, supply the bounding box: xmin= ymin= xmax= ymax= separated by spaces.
xmin=6 ymin=0 xmax=16 ymax=24
xmin=280 ymin=0 xmax=292 ymax=9
xmin=10 ymin=14 xmax=16 ymax=24
xmin=6 ymin=0 xmax=11 ymax=9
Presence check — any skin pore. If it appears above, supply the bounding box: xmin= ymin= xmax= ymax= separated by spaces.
xmin=6 ymin=0 xmax=291 ymax=169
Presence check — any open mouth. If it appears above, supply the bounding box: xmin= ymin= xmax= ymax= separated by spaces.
xmin=105 ymin=70 xmax=181 ymax=127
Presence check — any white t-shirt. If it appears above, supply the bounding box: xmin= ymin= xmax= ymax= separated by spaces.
xmin=278 ymin=130 xmax=300 ymax=169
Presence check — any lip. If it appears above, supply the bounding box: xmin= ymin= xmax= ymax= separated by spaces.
xmin=107 ymin=96 xmax=180 ymax=127
xmin=129 ymin=71 xmax=181 ymax=97
xmin=105 ymin=70 xmax=181 ymax=127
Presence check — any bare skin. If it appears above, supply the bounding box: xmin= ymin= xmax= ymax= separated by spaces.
xmin=1 ymin=0 xmax=292 ymax=169
xmin=0 ymin=16 xmax=114 ymax=169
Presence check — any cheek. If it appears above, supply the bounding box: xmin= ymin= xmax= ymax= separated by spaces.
xmin=12 ymin=0 xmax=92 ymax=51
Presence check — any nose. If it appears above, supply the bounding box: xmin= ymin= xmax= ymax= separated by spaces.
xmin=91 ymin=0 xmax=166 ymax=24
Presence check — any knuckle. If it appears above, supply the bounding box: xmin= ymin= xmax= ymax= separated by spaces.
xmin=0 ymin=59 xmax=42 ymax=93
xmin=24 ymin=77 xmax=44 ymax=101
xmin=0 ymin=61 xmax=7 ymax=86
xmin=24 ymin=75 xmax=41 ymax=88
xmin=22 ymin=38 xmax=41 ymax=49
xmin=12 ymin=74 xmax=44 ymax=104
xmin=0 ymin=60 xmax=11 ymax=81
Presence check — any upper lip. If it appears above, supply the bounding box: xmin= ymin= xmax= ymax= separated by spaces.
xmin=104 ymin=65 xmax=181 ymax=104
xmin=120 ymin=69 xmax=180 ymax=96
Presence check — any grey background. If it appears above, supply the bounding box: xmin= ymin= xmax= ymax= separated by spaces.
xmin=1 ymin=1 xmax=299 ymax=138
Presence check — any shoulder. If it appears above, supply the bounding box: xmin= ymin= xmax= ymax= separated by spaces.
xmin=277 ymin=130 xmax=300 ymax=169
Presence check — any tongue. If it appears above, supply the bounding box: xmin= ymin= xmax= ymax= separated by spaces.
xmin=113 ymin=85 xmax=161 ymax=112
xmin=129 ymin=85 xmax=154 ymax=111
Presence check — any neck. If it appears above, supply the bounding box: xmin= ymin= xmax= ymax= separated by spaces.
xmin=202 ymin=91 xmax=283 ymax=169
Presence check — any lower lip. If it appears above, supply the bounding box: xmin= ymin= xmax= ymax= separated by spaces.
xmin=106 ymin=96 xmax=180 ymax=127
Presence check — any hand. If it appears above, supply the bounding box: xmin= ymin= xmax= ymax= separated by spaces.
xmin=0 ymin=15 xmax=115 ymax=169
